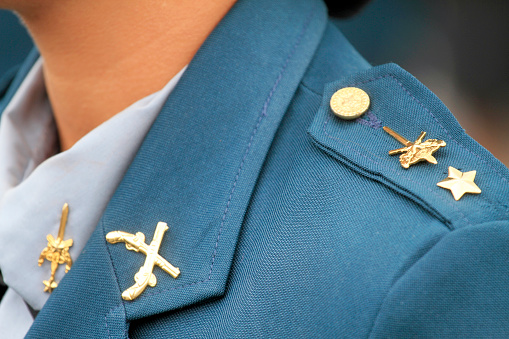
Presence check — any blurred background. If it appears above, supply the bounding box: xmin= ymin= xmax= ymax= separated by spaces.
xmin=0 ymin=1 xmax=508 ymax=165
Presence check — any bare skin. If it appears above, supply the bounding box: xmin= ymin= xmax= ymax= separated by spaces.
xmin=3 ymin=1 xmax=236 ymax=150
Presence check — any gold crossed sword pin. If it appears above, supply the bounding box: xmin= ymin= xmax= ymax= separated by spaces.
xmin=38 ymin=203 xmax=73 ymax=293
xmin=106 ymin=222 xmax=180 ymax=301
xmin=383 ymin=126 xmax=446 ymax=168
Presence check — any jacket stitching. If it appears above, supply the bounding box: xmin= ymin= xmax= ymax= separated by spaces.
xmin=206 ymin=1 xmax=319 ymax=280
xmin=322 ymin=116 xmax=471 ymax=227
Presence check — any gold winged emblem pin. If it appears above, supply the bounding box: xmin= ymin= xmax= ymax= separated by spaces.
xmin=383 ymin=126 xmax=446 ymax=168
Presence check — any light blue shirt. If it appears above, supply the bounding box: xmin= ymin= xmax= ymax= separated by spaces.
xmin=0 ymin=58 xmax=185 ymax=338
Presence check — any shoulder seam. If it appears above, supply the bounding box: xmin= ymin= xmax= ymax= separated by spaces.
xmin=366 ymin=233 xmax=444 ymax=338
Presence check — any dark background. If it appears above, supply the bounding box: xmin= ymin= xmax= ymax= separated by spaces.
xmin=1 ymin=0 xmax=508 ymax=164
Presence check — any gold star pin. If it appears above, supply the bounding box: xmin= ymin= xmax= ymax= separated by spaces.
xmin=38 ymin=203 xmax=74 ymax=293
xmin=106 ymin=222 xmax=180 ymax=301
xmin=383 ymin=126 xmax=446 ymax=169
xmin=437 ymin=166 xmax=481 ymax=200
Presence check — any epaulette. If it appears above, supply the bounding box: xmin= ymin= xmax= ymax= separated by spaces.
xmin=308 ymin=63 xmax=509 ymax=230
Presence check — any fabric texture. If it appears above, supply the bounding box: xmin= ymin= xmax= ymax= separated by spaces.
xmin=0 ymin=0 xmax=507 ymax=337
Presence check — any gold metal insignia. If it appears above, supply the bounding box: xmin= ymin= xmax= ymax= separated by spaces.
xmin=38 ymin=203 xmax=73 ymax=293
xmin=105 ymin=222 xmax=180 ymax=301
xmin=330 ymin=87 xmax=370 ymax=120
xmin=437 ymin=166 xmax=481 ymax=200
xmin=383 ymin=126 xmax=446 ymax=168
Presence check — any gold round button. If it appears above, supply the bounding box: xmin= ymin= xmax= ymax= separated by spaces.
xmin=330 ymin=87 xmax=370 ymax=120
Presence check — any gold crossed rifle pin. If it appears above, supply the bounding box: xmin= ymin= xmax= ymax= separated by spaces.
xmin=106 ymin=222 xmax=180 ymax=301
xmin=38 ymin=203 xmax=73 ymax=293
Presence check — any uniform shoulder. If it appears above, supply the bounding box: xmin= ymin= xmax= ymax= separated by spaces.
xmin=299 ymin=22 xmax=509 ymax=230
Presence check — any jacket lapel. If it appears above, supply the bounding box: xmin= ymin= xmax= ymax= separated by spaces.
xmin=27 ymin=0 xmax=327 ymax=336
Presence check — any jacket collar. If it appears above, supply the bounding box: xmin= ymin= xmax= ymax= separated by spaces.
xmin=26 ymin=0 xmax=327 ymax=336
xmin=0 ymin=49 xmax=39 ymax=116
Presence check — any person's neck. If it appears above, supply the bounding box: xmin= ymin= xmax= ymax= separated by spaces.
xmin=18 ymin=1 xmax=236 ymax=150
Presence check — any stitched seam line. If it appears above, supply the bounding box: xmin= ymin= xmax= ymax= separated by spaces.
xmin=322 ymin=119 xmax=470 ymax=225
xmin=321 ymin=74 xmax=472 ymax=227
xmin=323 ymin=107 xmax=470 ymax=228
xmin=207 ymin=2 xmax=318 ymax=279
xmin=108 ymin=2 xmax=321 ymax=304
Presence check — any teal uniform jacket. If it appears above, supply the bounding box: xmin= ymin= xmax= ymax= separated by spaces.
xmin=1 ymin=0 xmax=509 ymax=337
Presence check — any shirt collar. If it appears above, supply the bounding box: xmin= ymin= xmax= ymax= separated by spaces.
xmin=0 ymin=58 xmax=57 ymax=194
xmin=0 ymin=58 xmax=186 ymax=311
